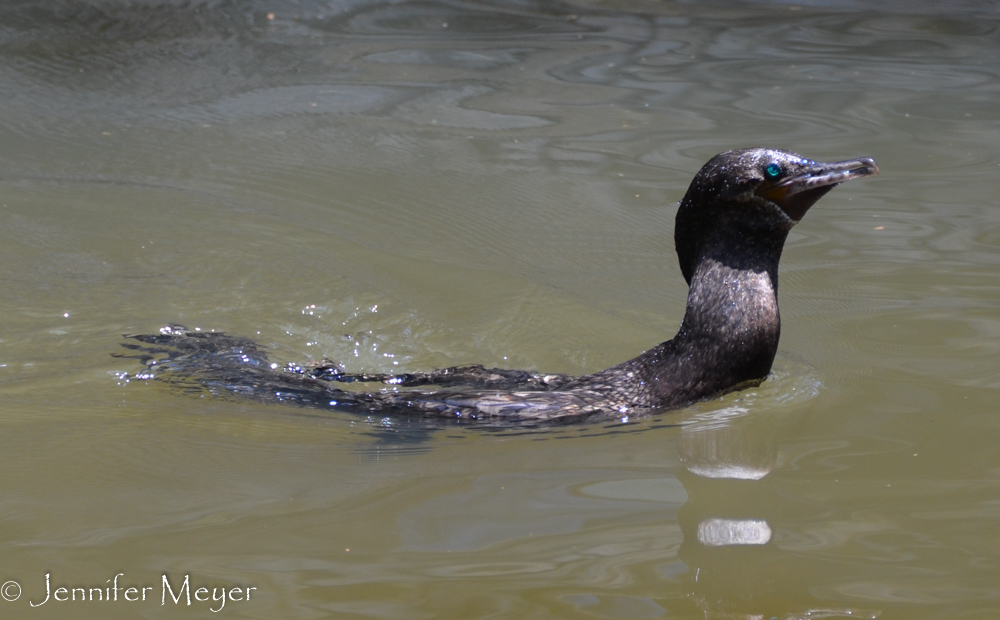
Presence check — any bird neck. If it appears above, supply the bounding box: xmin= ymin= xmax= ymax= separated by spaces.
xmin=575 ymin=226 xmax=790 ymax=410
xmin=681 ymin=257 xmax=779 ymax=338
xmin=675 ymin=231 xmax=786 ymax=382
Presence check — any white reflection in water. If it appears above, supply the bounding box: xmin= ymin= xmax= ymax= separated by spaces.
xmin=697 ymin=518 xmax=772 ymax=547
xmin=680 ymin=406 xmax=776 ymax=480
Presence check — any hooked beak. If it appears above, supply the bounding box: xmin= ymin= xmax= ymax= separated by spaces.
xmin=759 ymin=157 xmax=879 ymax=221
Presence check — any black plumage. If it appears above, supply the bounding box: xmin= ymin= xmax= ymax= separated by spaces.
xmin=120 ymin=148 xmax=877 ymax=424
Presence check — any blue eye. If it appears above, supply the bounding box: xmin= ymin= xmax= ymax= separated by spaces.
xmin=765 ymin=163 xmax=781 ymax=178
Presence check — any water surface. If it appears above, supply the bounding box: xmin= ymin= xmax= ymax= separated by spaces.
xmin=1 ymin=1 xmax=999 ymax=618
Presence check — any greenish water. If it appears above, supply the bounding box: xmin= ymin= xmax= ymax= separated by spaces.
xmin=1 ymin=1 xmax=998 ymax=618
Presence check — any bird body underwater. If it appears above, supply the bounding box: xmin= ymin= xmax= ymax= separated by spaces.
xmin=121 ymin=148 xmax=878 ymax=424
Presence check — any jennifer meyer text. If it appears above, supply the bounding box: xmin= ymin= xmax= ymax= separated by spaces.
xmin=1 ymin=573 xmax=255 ymax=613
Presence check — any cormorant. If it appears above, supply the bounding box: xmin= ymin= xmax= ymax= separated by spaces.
xmin=121 ymin=148 xmax=878 ymax=424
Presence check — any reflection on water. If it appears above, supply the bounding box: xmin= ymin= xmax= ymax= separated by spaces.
xmin=696 ymin=518 xmax=771 ymax=546
xmin=679 ymin=403 xmax=777 ymax=552
xmin=680 ymin=406 xmax=777 ymax=480
xmin=675 ymin=406 xmax=781 ymax=616
xmin=0 ymin=0 xmax=999 ymax=618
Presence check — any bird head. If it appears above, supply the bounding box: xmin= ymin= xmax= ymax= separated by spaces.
xmin=674 ymin=147 xmax=878 ymax=284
